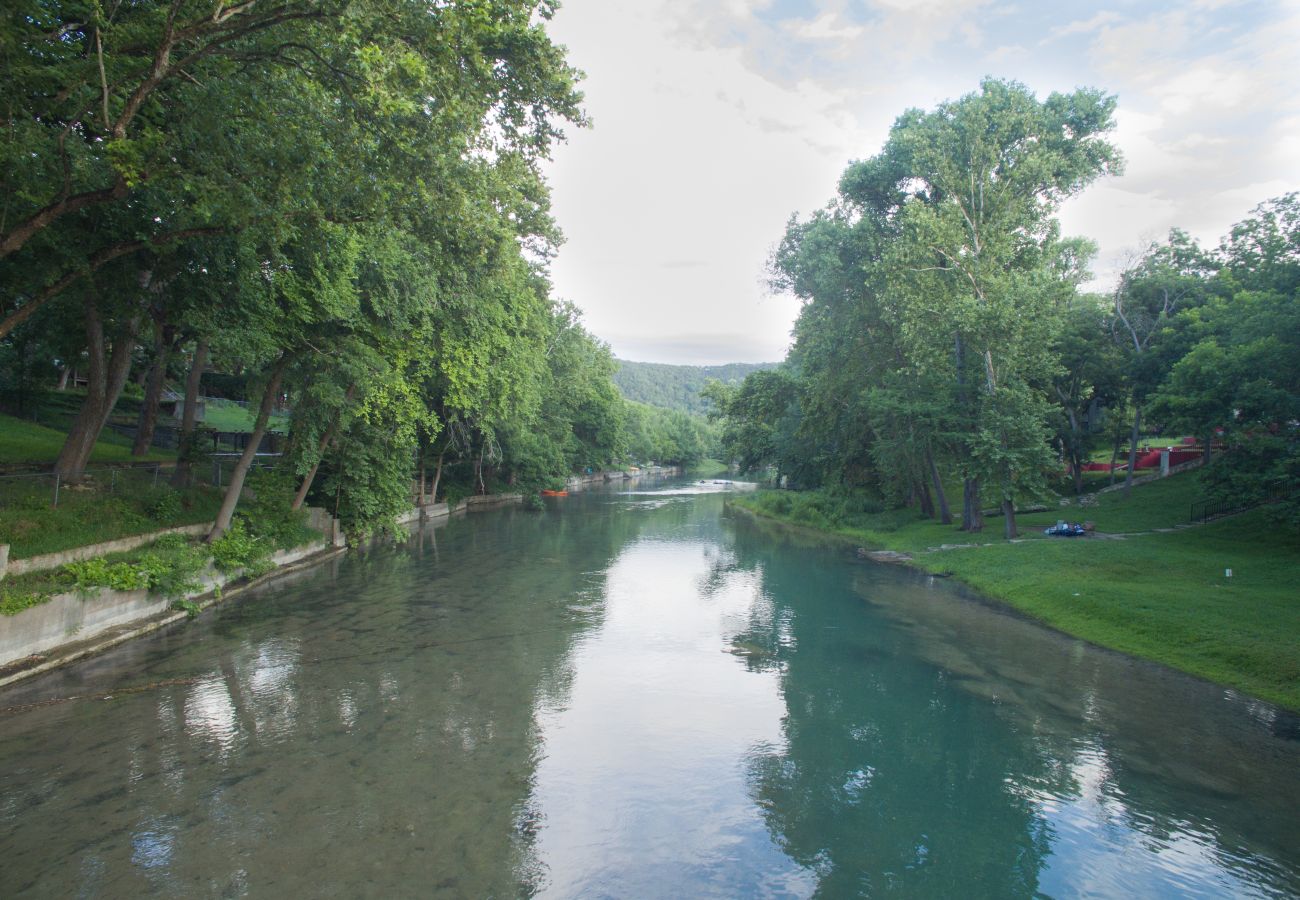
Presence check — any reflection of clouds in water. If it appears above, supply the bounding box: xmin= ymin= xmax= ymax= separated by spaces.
xmin=131 ymin=818 xmax=177 ymax=870
xmin=1034 ymin=742 xmax=1279 ymax=898
xmin=841 ymin=766 xmax=876 ymax=799
xmin=183 ymin=677 xmax=239 ymax=756
xmin=248 ymin=640 xmax=300 ymax=739
xmin=338 ymin=692 xmax=358 ymax=730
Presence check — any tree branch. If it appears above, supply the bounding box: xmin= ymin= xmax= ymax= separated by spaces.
xmin=0 ymin=226 xmax=225 ymax=339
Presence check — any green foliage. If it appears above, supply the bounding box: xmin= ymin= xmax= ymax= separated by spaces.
xmin=209 ymin=520 xmax=272 ymax=576
xmin=61 ymin=535 xmax=208 ymax=599
xmin=64 ymin=557 xmax=150 ymax=593
xmin=622 ymin=401 xmax=714 ymax=467
xmin=146 ymin=489 xmax=182 ymax=521
xmin=171 ymin=598 xmax=202 ymax=618
xmin=1 ymin=0 xmax=593 ymax=534
xmin=613 ymin=360 xmax=777 ymax=415
xmin=241 ymin=470 xmax=313 ymax=549
xmin=0 ymin=588 xmax=49 ymax=616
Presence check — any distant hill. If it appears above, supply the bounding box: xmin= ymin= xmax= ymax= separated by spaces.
xmin=612 ymin=360 xmax=778 ymax=416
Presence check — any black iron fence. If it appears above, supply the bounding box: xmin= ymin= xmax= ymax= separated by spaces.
xmin=1190 ymin=481 xmax=1293 ymax=523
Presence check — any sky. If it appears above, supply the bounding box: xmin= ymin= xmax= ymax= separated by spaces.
xmin=540 ymin=0 xmax=1300 ymax=365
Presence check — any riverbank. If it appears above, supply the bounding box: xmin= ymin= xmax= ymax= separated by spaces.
xmin=0 ymin=467 xmax=684 ymax=686
xmin=728 ymin=482 xmax=1300 ymax=712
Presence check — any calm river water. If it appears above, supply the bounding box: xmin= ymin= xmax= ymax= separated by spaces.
xmin=1 ymin=479 xmax=1297 ymax=898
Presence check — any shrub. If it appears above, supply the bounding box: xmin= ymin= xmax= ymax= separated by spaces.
xmin=241 ymin=470 xmax=313 ymax=548
xmin=64 ymin=557 xmax=151 ymax=592
xmin=145 ymin=489 xmax=182 ymax=520
xmin=209 ymin=520 xmax=272 ymax=576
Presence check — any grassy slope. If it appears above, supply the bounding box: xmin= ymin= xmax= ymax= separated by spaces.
xmin=0 ymin=413 xmax=171 ymax=465
xmin=0 ymin=479 xmax=224 ymax=559
xmin=732 ymin=473 xmax=1300 ymax=710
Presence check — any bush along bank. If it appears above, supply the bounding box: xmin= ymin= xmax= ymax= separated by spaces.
xmin=728 ymin=479 xmax=1300 ymax=712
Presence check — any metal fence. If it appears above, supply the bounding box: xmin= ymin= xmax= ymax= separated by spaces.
xmin=102 ymin=423 xmax=284 ymax=455
xmin=1190 ymin=480 xmax=1293 ymax=523
xmin=0 ymin=464 xmax=171 ymax=509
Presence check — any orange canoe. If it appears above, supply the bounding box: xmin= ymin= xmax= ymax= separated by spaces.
xmin=540 ymin=489 xmax=568 ymax=497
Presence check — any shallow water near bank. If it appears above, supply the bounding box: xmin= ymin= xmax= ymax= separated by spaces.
xmin=2 ymin=478 xmax=1297 ymax=897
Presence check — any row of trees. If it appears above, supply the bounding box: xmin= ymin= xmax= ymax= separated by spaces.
xmin=708 ymin=80 xmax=1298 ymax=535
xmin=0 ymin=1 xmax=683 ymax=538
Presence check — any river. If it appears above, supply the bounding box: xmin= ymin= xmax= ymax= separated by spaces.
xmin=1 ymin=478 xmax=1297 ymax=897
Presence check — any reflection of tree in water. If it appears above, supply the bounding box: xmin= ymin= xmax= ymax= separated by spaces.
xmin=0 ymin=499 xmax=663 ymax=898
xmin=724 ymin=522 xmax=1055 ymax=898
xmin=723 ymin=512 xmax=1300 ymax=897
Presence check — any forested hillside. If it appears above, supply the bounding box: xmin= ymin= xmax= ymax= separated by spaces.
xmin=613 ymin=360 xmax=776 ymax=415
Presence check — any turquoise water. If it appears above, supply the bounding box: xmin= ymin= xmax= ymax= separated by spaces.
xmin=1 ymin=480 xmax=1297 ymax=897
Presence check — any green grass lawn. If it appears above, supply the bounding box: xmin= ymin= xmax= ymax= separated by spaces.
xmin=0 ymin=470 xmax=224 ymax=559
xmin=0 ymin=413 xmax=171 ymax=466
xmin=200 ymin=399 xmax=289 ymax=434
xmin=732 ymin=471 xmax=1300 ymax=710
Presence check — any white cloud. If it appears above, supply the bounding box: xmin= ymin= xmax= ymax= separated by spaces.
xmin=1044 ymin=10 xmax=1123 ymax=42
xmin=784 ymin=11 xmax=865 ymax=41
xmin=542 ymin=0 xmax=1300 ymax=363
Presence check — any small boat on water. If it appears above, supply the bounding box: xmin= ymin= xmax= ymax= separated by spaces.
xmin=541 ymin=489 xmax=568 ymax=497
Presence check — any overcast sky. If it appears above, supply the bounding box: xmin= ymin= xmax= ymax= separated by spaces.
xmin=541 ymin=0 xmax=1300 ymax=365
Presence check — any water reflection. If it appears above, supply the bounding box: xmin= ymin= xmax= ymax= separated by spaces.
xmin=0 ymin=482 xmax=1296 ymax=898
xmin=726 ymin=512 xmax=1300 ymax=898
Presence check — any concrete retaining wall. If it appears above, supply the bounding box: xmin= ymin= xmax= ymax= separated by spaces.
xmin=465 ymin=493 xmax=522 ymax=511
xmin=0 ymin=542 xmax=327 ymax=671
xmin=0 ymin=522 xmax=213 ymax=581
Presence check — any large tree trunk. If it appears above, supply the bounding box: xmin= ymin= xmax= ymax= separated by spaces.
xmin=53 ymin=290 xmax=141 ymax=479
xmin=1107 ymin=429 xmax=1122 ymax=486
xmin=1063 ymin=405 xmax=1084 ymax=494
xmin=171 ymin=338 xmax=209 ymax=488
xmin=916 ymin=474 xmax=935 ymax=518
xmin=132 ymin=322 xmax=175 ymax=456
xmin=291 ymin=415 xmax=345 ymax=511
xmin=1203 ymin=431 xmax=1213 ymax=466
xmin=430 ymin=451 xmax=444 ymax=504
xmin=926 ymin=447 xmax=952 ymax=525
xmin=960 ymin=477 xmax=983 ymax=532
xmin=207 ymin=358 xmax=287 ymax=542
xmin=1002 ymin=497 xmax=1018 ymax=540
xmin=1122 ymin=404 xmax=1142 ymax=497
